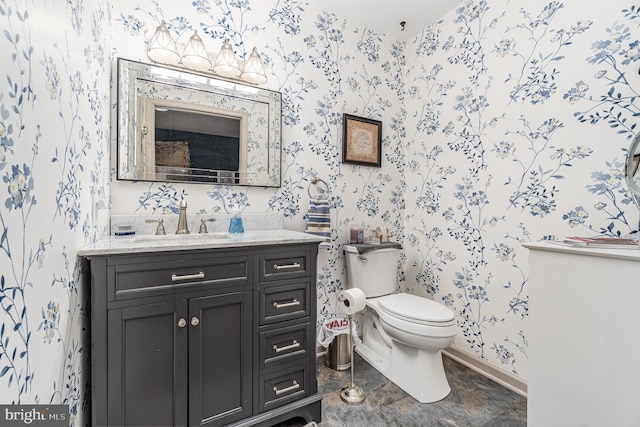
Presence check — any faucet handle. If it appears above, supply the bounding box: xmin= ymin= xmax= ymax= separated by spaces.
xmin=198 ymin=218 xmax=216 ymax=234
xmin=145 ymin=219 xmax=166 ymax=235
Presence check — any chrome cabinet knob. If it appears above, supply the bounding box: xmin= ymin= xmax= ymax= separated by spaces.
xmin=191 ymin=317 xmax=200 ymax=326
xmin=177 ymin=318 xmax=187 ymax=328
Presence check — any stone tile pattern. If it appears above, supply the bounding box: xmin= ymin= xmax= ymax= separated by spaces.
xmin=277 ymin=355 xmax=526 ymax=427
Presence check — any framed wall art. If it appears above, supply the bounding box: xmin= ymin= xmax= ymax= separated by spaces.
xmin=342 ymin=113 xmax=382 ymax=167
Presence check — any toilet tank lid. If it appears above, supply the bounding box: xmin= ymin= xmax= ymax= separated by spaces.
xmin=343 ymin=242 xmax=402 ymax=254
xmin=378 ymin=293 xmax=455 ymax=323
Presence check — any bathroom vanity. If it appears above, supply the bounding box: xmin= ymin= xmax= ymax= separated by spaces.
xmin=524 ymin=242 xmax=640 ymax=427
xmin=79 ymin=230 xmax=323 ymax=426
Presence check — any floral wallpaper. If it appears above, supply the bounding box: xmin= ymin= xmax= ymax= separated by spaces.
xmin=0 ymin=0 xmax=110 ymax=424
xmin=110 ymin=0 xmax=407 ymax=326
xmin=2 ymin=0 xmax=640 ymax=424
xmin=404 ymin=0 xmax=640 ymax=380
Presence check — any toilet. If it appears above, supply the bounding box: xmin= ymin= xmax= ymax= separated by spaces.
xmin=343 ymin=243 xmax=457 ymax=403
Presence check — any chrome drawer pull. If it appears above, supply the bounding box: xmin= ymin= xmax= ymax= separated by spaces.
xmin=273 ymin=340 xmax=300 ymax=353
xmin=273 ymin=262 xmax=301 ymax=270
xmin=272 ymin=299 xmax=300 ymax=309
xmin=273 ymin=380 xmax=299 ymax=396
xmin=171 ymin=272 xmax=205 ymax=282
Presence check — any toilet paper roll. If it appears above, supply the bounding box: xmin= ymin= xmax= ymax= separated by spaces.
xmin=338 ymin=288 xmax=366 ymax=315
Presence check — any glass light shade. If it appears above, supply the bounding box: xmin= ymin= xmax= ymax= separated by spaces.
xmin=240 ymin=47 xmax=268 ymax=85
xmin=212 ymin=39 xmax=241 ymax=78
xmin=181 ymin=30 xmax=211 ymax=71
xmin=147 ymin=22 xmax=180 ymax=65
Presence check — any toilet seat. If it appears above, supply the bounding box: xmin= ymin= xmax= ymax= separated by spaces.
xmin=377 ymin=293 xmax=455 ymax=327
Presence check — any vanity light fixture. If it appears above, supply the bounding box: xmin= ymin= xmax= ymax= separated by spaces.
xmin=147 ymin=22 xmax=180 ymax=65
xmin=240 ymin=47 xmax=268 ymax=85
xmin=146 ymin=22 xmax=267 ymax=85
xmin=181 ymin=30 xmax=211 ymax=72
xmin=212 ymin=39 xmax=242 ymax=78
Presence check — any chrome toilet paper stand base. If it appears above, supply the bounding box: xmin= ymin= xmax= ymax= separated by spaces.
xmin=339 ymin=313 xmax=366 ymax=405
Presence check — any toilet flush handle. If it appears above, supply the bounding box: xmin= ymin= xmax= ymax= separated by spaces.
xmin=358 ymin=256 xmax=368 ymax=262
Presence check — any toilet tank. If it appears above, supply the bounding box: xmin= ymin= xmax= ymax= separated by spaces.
xmin=343 ymin=244 xmax=400 ymax=298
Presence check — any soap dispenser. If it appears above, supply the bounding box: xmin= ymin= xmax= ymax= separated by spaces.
xmin=228 ymin=208 xmax=244 ymax=234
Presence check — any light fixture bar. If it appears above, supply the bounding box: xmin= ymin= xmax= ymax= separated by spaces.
xmin=146 ymin=23 xmax=267 ymax=85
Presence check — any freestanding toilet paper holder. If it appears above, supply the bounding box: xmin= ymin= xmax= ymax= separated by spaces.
xmin=337 ymin=294 xmax=366 ymax=405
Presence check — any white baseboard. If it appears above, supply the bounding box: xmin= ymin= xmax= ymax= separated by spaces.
xmin=443 ymin=345 xmax=527 ymax=398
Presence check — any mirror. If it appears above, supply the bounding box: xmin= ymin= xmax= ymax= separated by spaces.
xmin=625 ymin=132 xmax=640 ymax=209
xmin=117 ymin=58 xmax=281 ymax=187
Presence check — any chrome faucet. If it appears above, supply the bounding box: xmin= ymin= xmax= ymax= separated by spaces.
xmin=176 ymin=199 xmax=190 ymax=234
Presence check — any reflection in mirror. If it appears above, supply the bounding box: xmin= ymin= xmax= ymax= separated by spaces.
xmin=625 ymin=132 xmax=640 ymax=210
xmin=117 ymin=58 xmax=282 ymax=187
xmin=145 ymin=98 xmax=247 ymax=183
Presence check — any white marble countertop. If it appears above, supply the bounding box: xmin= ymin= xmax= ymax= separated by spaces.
xmin=78 ymin=229 xmax=326 ymax=257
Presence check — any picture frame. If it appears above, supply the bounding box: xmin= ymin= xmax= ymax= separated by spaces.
xmin=342 ymin=113 xmax=382 ymax=167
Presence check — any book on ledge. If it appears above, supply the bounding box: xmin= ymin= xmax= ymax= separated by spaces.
xmin=560 ymin=236 xmax=640 ymax=249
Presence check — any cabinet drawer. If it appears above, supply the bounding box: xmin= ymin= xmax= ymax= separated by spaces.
xmin=260 ymin=323 xmax=310 ymax=369
xmin=260 ymin=249 xmax=311 ymax=282
xmin=260 ymin=364 xmax=308 ymax=411
xmin=260 ymin=282 xmax=309 ymax=325
xmin=109 ymin=254 xmax=250 ymax=301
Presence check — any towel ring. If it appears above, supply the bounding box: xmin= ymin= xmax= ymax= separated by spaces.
xmin=308 ymin=177 xmax=329 ymax=199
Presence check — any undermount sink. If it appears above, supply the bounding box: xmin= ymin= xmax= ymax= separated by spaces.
xmin=133 ymin=233 xmax=232 ymax=243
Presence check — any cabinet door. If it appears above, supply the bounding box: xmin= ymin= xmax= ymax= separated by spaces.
xmin=108 ymin=300 xmax=189 ymax=426
xmin=189 ymin=291 xmax=252 ymax=426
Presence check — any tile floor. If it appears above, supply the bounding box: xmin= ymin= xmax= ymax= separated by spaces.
xmin=278 ymin=353 xmax=527 ymax=427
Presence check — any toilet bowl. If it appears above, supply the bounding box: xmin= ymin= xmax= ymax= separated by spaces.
xmin=343 ymin=244 xmax=457 ymax=403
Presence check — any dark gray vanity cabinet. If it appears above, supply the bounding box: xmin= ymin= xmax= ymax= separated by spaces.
xmin=106 ymin=292 xmax=253 ymax=426
xmin=84 ymin=242 xmax=321 ymax=427
xmin=257 ymin=248 xmax=315 ymax=413
xmin=107 ymin=299 xmax=189 ymax=425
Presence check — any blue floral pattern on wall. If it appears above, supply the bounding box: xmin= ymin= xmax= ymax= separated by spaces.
xmin=3 ymin=0 xmax=640 ymax=420
xmin=1 ymin=0 xmax=109 ymax=423
xmin=405 ymin=0 xmax=640 ymax=378
xmin=113 ymin=0 xmax=640 ymax=383
xmin=111 ymin=0 xmax=407 ymax=322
